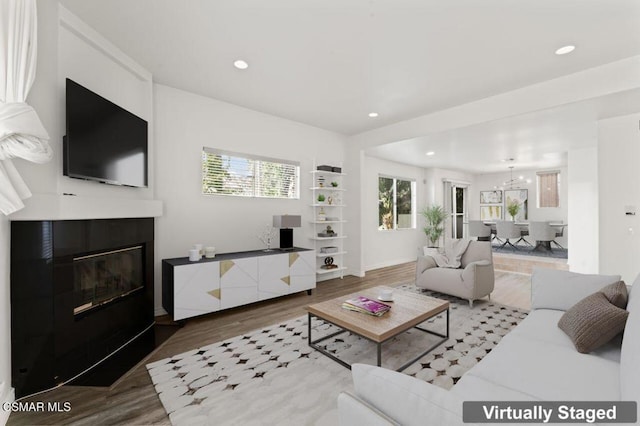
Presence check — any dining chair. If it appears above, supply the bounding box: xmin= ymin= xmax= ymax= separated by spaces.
xmin=468 ymin=220 xmax=491 ymax=241
xmin=529 ymin=221 xmax=557 ymax=252
xmin=495 ymin=221 xmax=522 ymax=250
xmin=551 ymin=223 xmax=565 ymax=249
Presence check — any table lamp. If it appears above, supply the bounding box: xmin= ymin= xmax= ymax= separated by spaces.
xmin=273 ymin=215 xmax=301 ymax=250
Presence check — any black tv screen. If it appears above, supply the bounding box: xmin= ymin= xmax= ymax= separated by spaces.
xmin=64 ymin=78 xmax=148 ymax=188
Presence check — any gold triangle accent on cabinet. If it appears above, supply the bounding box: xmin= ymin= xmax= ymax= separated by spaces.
xmin=289 ymin=253 xmax=300 ymax=267
xmin=208 ymin=289 xmax=221 ymax=300
xmin=220 ymin=260 xmax=235 ymax=277
xmin=281 ymin=276 xmax=290 ymax=285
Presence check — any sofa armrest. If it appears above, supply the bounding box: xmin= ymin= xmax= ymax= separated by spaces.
xmin=351 ymin=364 xmax=465 ymax=426
xmin=531 ymin=268 xmax=621 ymax=311
xmin=461 ymin=260 xmax=494 ymax=296
xmin=338 ymin=392 xmax=398 ymax=426
xmin=416 ymin=255 xmax=438 ymax=281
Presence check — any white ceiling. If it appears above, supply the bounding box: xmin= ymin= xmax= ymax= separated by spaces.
xmin=60 ymin=0 xmax=640 ymax=136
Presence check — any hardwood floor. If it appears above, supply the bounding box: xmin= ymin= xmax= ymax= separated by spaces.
xmin=7 ymin=262 xmax=531 ymax=425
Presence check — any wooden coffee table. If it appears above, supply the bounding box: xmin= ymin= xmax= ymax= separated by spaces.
xmin=306 ymin=285 xmax=449 ymax=371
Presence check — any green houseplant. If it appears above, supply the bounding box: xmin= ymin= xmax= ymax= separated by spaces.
xmin=317 ymin=194 xmax=325 ymax=203
xmin=422 ymin=205 xmax=447 ymax=247
xmin=507 ymin=200 xmax=520 ymax=221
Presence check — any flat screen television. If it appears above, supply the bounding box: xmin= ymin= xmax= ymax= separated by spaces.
xmin=64 ymin=78 xmax=148 ymax=188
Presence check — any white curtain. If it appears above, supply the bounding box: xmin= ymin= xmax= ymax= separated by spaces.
xmin=0 ymin=0 xmax=52 ymax=215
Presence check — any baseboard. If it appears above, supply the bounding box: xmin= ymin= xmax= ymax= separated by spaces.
xmin=0 ymin=383 xmax=15 ymax=426
xmin=154 ymin=306 xmax=168 ymax=317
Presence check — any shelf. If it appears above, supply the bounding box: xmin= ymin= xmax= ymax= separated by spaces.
xmin=310 ymin=187 xmax=346 ymax=192
xmin=316 ymin=251 xmax=347 ymax=257
xmin=310 ymin=235 xmax=347 ymax=241
xmin=309 ymin=220 xmax=347 ymax=224
xmin=310 ymin=170 xmax=346 ymax=177
xmin=316 ymin=266 xmax=348 ymax=275
xmin=311 ymin=204 xmax=346 ymax=207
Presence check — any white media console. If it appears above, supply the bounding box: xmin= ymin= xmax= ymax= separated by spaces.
xmin=162 ymin=248 xmax=315 ymax=321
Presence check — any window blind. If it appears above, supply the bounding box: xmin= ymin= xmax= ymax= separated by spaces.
xmin=202 ymin=148 xmax=299 ymax=199
xmin=537 ymin=171 xmax=560 ymax=208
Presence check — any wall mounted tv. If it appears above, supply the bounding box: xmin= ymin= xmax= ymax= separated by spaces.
xmin=64 ymin=78 xmax=148 ymax=188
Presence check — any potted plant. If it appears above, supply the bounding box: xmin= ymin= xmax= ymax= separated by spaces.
xmin=317 ymin=194 xmax=325 ymax=203
xmin=507 ymin=200 xmax=520 ymax=221
xmin=422 ymin=205 xmax=447 ymax=248
xmin=330 ymin=181 xmax=339 ymax=187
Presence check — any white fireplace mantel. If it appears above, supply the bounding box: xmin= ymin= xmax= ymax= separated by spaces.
xmin=8 ymin=194 xmax=163 ymax=221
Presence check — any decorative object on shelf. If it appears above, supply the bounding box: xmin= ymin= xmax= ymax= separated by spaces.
xmin=318 ymin=225 xmax=336 ymax=238
xmin=188 ymin=249 xmax=200 ymax=262
xmin=257 ymin=224 xmax=277 ymax=251
xmin=331 ymin=181 xmax=339 ymax=187
xmin=317 ymin=165 xmax=333 ymax=172
xmin=422 ymin=204 xmax=447 ymax=248
xmin=327 ymin=195 xmax=334 ymax=205
xmin=317 ymin=207 xmax=326 ymax=221
xmin=320 ymin=246 xmax=339 ymax=254
xmin=193 ymin=244 xmax=203 ymax=257
xmin=204 ymin=246 xmax=216 ymax=258
xmin=321 ymin=257 xmax=338 ymax=269
xmin=317 ymin=176 xmax=325 ymax=187
xmin=317 ymin=194 xmax=325 ymax=203
xmin=331 ymin=166 xmax=342 ymax=173
xmin=273 ymin=215 xmax=302 ymax=250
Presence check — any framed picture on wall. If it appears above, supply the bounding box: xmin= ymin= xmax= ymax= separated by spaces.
xmin=480 ymin=190 xmax=503 ymax=204
xmin=480 ymin=205 xmax=503 ymax=221
xmin=505 ymin=189 xmax=528 ymax=221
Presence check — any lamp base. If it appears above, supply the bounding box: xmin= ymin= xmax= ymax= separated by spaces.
xmin=279 ymin=228 xmax=293 ymax=250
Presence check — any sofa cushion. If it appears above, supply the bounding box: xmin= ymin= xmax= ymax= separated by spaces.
xmin=509 ymin=309 xmax=622 ymax=362
xmin=558 ymin=292 xmax=629 ymax=353
xmin=351 ymin=364 xmax=464 ymax=426
xmin=531 ymin=269 xmax=621 ymax=311
xmin=453 ymin=374 xmax=539 ymax=401
xmin=463 ymin=332 xmax=621 ymax=400
xmin=601 ymin=281 xmax=628 ymax=309
xmin=620 ymin=275 xmax=640 ymax=408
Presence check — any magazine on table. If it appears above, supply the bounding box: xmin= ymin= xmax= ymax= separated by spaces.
xmin=342 ymin=296 xmax=391 ymax=316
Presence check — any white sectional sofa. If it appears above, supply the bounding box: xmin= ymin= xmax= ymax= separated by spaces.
xmin=338 ymin=269 xmax=640 ymax=425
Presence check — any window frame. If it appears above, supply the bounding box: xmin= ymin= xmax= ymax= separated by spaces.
xmin=378 ymin=174 xmax=416 ymax=231
xmin=202 ymin=147 xmax=300 ymax=199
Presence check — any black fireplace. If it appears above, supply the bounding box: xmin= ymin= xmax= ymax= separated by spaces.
xmin=10 ymin=218 xmax=154 ymax=398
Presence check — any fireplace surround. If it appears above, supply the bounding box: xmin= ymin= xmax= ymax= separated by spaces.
xmin=10 ymin=218 xmax=154 ymax=398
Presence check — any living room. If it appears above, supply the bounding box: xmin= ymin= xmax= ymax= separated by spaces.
xmin=1 ymin=0 xmax=640 ymax=425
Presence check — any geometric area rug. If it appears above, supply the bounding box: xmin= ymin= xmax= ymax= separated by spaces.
xmin=146 ymin=284 xmax=528 ymax=426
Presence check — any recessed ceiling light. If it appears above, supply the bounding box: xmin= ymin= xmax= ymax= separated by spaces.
xmin=555 ymin=45 xmax=575 ymax=55
xmin=368 ymin=112 xmax=379 ymax=118
xmin=233 ymin=60 xmax=249 ymax=70
xmin=425 ymin=151 xmax=435 ymax=156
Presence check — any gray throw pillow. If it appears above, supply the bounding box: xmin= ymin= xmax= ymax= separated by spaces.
xmin=558 ymin=292 xmax=629 ymax=354
xmin=600 ymin=280 xmax=628 ymax=309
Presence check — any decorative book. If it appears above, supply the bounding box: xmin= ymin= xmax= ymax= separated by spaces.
xmin=342 ymin=296 xmax=391 ymax=316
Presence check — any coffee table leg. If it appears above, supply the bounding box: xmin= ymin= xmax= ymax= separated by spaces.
xmin=377 ymin=343 xmax=382 ymax=367
xmin=308 ymin=312 xmax=312 ymax=346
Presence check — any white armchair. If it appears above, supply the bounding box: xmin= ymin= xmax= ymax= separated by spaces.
xmin=415 ymin=241 xmax=494 ymax=307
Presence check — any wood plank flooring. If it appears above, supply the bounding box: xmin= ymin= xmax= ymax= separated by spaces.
xmin=7 ymin=262 xmax=531 ymax=426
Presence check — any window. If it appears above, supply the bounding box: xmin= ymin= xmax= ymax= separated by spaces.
xmin=202 ymin=148 xmax=299 ymax=199
xmin=378 ymin=176 xmax=416 ymax=230
xmin=537 ymin=171 xmax=560 ymax=208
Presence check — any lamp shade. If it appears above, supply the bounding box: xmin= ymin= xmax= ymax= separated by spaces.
xmin=273 ymin=215 xmax=301 ymax=228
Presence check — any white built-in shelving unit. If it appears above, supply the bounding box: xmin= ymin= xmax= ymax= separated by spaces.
xmin=309 ymin=167 xmax=346 ymax=278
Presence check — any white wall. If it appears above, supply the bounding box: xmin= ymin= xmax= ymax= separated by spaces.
xmin=362 ymin=156 xmax=424 ymax=271
xmin=567 ymin=147 xmax=599 ymax=273
xmin=598 ymin=113 xmax=640 ymax=282
xmin=154 ymin=84 xmax=346 ymax=311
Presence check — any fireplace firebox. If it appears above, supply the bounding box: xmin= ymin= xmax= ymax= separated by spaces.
xmin=11 ymin=218 xmax=154 ymax=398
